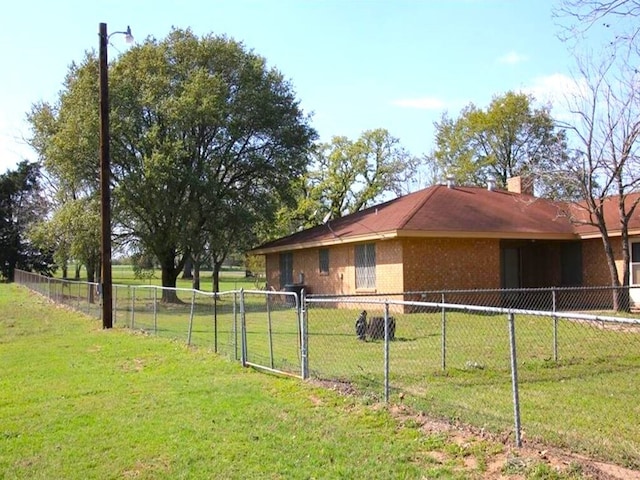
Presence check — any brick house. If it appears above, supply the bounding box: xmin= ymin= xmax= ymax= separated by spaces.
xmin=250 ymin=177 xmax=640 ymax=307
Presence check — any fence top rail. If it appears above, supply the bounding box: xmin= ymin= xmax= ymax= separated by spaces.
xmin=242 ymin=289 xmax=297 ymax=297
xmin=16 ymin=269 xmax=640 ymax=325
xmin=305 ymin=296 xmax=640 ymax=326
xmin=20 ymin=274 xmax=100 ymax=288
xmin=110 ymin=285 xmax=297 ymax=299
xmin=112 ymin=283 xmax=206 ymax=294
xmin=307 ymin=285 xmax=633 ymax=298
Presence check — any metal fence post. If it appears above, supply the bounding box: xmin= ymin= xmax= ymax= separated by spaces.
xmin=441 ymin=293 xmax=447 ymax=371
xmin=266 ymin=290 xmax=274 ymax=369
xmin=187 ymin=290 xmax=196 ymax=345
xmin=213 ymin=292 xmax=218 ymax=353
xmin=384 ymin=300 xmax=390 ymax=403
xmin=552 ymin=289 xmax=558 ymax=362
xmin=300 ymin=289 xmax=308 ymax=380
xmin=508 ymin=312 xmax=523 ymax=448
xmin=233 ymin=291 xmax=238 ymax=361
xmin=153 ymin=287 xmax=158 ymax=334
xmin=86 ymin=282 xmax=90 ymax=315
xmin=130 ymin=286 xmax=135 ymax=329
xmin=113 ymin=284 xmax=118 ymax=326
xmin=240 ymin=288 xmax=247 ymax=367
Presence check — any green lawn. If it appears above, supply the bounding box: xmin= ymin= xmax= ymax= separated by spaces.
xmin=0 ymin=283 xmax=492 ymax=480
xmin=306 ymin=306 xmax=640 ymax=469
xmin=1 ymin=283 xmax=599 ymax=480
xmin=64 ymin=263 xmax=261 ymax=291
xmin=8 ymin=276 xmax=640 ymax=475
xmin=91 ymin=293 xmax=640 ymax=470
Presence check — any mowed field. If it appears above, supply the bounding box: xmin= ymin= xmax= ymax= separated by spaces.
xmin=0 ymin=283 xmax=429 ymax=479
xmin=3 ymin=282 xmax=627 ymax=479
xmin=142 ymin=299 xmax=640 ymax=471
xmin=22 ymin=266 xmax=640 ymax=473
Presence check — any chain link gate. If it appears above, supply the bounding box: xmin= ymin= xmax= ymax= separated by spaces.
xmin=239 ymin=288 xmax=305 ymax=378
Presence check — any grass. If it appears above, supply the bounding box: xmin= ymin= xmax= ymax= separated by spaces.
xmin=12 ymin=274 xmax=640 ymax=472
xmin=62 ymin=263 xmax=261 ymax=291
xmin=107 ymin=297 xmax=640 ymax=469
xmin=0 ymin=283 xmax=497 ymax=480
xmin=304 ymin=307 xmax=640 ymax=469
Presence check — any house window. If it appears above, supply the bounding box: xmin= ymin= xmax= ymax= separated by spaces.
xmin=355 ymin=243 xmax=376 ymax=289
xmin=279 ymin=252 xmax=293 ymax=288
xmin=319 ymin=249 xmax=329 ymax=274
xmin=501 ymin=247 xmax=521 ymax=289
xmin=631 ymin=242 xmax=640 ymax=285
xmin=561 ymin=242 xmax=583 ymax=287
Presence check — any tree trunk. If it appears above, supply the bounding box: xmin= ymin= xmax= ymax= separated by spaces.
xmin=75 ymin=263 xmax=81 ymax=280
xmin=7 ymin=265 xmax=15 ymax=282
xmin=212 ymin=260 xmax=222 ymax=293
xmin=615 ymin=287 xmax=631 ymax=313
xmin=193 ymin=260 xmax=201 ymax=291
xmin=86 ymin=263 xmax=97 ymax=283
xmin=182 ymin=255 xmax=193 ymax=279
xmin=598 ymin=231 xmax=626 ymax=311
xmin=159 ymin=252 xmax=183 ymax=303
xmin=62 ymin=264 xmax=68 ymax=279
xmin=618 ymin=228 xmax=632 ymax=312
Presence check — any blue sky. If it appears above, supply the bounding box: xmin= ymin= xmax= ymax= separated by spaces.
xmin=0 ymin=0 xmax=597 ymax=175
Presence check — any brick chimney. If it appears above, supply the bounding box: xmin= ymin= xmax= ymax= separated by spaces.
xmin=507 ymin=176 xmax=534 ymax=196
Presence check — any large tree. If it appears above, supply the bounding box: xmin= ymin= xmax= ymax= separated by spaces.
xmin=279 ymin=128 xmax=418 ymax=233
xmin=28 ymin=28 xmax=316 ymax=301
xmin=29 ymin=197 xmax=101 ymax=284
xmin=0 ymin=161 xmax=54 ymax=281
xmin=27 ymin=54 xmax=103 ymax=280
xmin=428 ymin=91 xmax=569 ymax=191
xmin=28 ymin=55 xmax=102 ymax=200
xmin=552 ymin=2 xmax=640 ymax=310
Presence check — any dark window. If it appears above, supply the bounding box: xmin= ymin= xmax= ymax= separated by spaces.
xmin=319 ymin=249 xmax=329 ymax=274
xmin=561 ymin=242 xmax=583 ymax=287
xmin=355 ymin=243 xmax=376 ymax=289
xmin=632 ymin=242 xmax=640 ymax=285
xmin=501 ymin=247 xmax=521 ymax=289
xmin=279 ymin=252 xmax=293 ymax=288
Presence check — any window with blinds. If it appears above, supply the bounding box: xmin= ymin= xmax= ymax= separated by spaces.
xmin=279 ymin=252 xmax=293 ymax=288
xmin=355 ymin=243 xmax=376 ymax=289
xmin=319 ymin=249 xmax=329 ymax=274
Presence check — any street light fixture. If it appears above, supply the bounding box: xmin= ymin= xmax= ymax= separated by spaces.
xmin=99 ymin=22 xmax=133 ymax=329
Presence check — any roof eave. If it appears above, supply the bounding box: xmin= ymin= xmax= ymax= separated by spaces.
xmin=398 ymin=230 xmax=578 ymax=240
xmin=578 ymin=227 xmax=640 ymax=239
xmin=249 ymin=229 xmax=580 ymax=255
xmin=249 ymin=230 xmax=399 ymax=255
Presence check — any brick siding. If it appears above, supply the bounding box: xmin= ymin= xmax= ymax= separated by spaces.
xmin=402 ymin=238 xmax=501 ymax=291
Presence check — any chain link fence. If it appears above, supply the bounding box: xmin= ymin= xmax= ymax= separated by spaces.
xmin=14 ymin=270 xmax=301 ymax=373
xmin=13 ymin=269 xmax=640 ymax=468
xmin=372 ymin=285 xmax=633 ymax=313
xmin=304 ymin=293 xmax=640 ymax=469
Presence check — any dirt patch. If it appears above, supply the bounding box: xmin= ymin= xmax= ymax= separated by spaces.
xmin=309 ymin=378 xmax=640 ymax=479
xmin=390 ymin=403 xmax=640 ymax=479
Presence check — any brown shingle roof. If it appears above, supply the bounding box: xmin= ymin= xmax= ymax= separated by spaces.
xmin=401 ymin=185 xmax=574 ymax=235
xmin=251 ymin=185 xmax=578 ymax=254
xmin=569 ymin=192 xmax=640 ymax=237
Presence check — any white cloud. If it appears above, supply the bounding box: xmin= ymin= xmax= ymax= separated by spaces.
xmin=521 ymin=73 xmax=592 ymax=125
xmin=497 ymin=51 xmax=528 ymax=65
xmin=523 ymin=73 xmax=585 ymax=106
xmin=391 ymin=97 xmax=447 ymax=110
